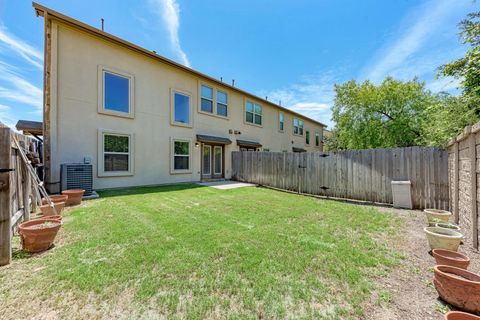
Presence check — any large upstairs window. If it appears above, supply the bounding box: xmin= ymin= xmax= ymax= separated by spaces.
xmin=245 ymin=101 xmax=262 ymax=125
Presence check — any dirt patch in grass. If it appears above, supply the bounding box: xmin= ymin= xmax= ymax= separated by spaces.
xmin=364 ymin=207 xmax=480 ymax=320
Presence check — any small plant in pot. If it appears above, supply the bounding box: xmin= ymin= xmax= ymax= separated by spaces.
xmin=436 ymin=222 xmax=461 ymax=232
xmin=61 ymin=189 xmax=85 ymax=206
xmin=18 ymin=218 xmax=61 ymax=253
xmin=424 ymin=209 xmax=452 ymax=226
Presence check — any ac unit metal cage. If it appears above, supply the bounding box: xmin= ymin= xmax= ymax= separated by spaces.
xmin=60 ymin=164 xmax=93 ymax=196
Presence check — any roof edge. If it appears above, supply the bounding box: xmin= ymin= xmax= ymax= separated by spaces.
xmin=31 ymin=2 xmax=326 ymax=128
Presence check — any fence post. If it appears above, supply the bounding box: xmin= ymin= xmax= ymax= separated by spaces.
xmin=453 ymin=142 xmax=460 ymax=224
xmin=469 ymin=132 xmax=478 ymax=249
xmin=0 ymin=128 xmax=12 ymax=266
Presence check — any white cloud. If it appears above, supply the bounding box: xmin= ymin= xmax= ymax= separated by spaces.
xmin=0 ymin=25 xmax=43 ymax=69
xmin=259 ymin=72 xmax=340 ymax=128
xmin=0 ymin=63 xmax=42 ymax=110
xmin=148 ymin=0 xmax=190 ymax=67
xmin=363 ymin=0 xmax=470 ymax=83
xmin=0 ymin=104 xmax=16 ymax=129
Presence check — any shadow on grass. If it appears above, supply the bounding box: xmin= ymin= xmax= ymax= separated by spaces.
xmin=97 ymin=182 xmax=206 ymax=198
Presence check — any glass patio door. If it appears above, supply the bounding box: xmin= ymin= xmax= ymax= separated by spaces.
xmin=201 ymin=144 xmax=223 ymax=180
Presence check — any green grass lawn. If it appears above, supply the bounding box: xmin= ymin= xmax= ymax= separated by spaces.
xmin=1 ymin=184 xmax=400 ymax=319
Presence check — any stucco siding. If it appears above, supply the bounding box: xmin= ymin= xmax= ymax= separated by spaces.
xmin=49 ymin=21 xmax=324 ymax=190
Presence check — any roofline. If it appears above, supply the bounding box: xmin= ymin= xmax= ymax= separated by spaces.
xmin=32 ymin=2 xmax=326 ymax=128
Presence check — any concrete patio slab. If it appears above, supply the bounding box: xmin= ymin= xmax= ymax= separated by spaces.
xmin=197 ymin=180 xmax=256 ymax=190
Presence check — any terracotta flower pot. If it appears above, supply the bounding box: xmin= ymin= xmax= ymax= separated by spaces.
xmin=445 ymin=311 xmax=480 ymax=320
xmin=425 ymin=209 xmax=452 ymax=225
xmin=32 ymin=215 xmax=62 ymax=223
xmin=39 ymin=202 xmax=65 ymax=216
xmin=434 ymin=265 xmax=480 ymax=314
xmin=18 ymin=218 xmax=61 ymax=253
xmin=432 ymin=249 xmax=470 ymax=269
xmin=424 ymin=227 xmax=463 ymax=251
xmin=42 ymin=194 xmax=68 ymax=205
xmin=436 ymin=222 xmax=461 ymax=232
xmin=61 ymin=189 xmax=85 ymax=206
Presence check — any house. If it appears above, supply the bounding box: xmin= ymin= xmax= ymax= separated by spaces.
xmin=32 ymin=3 xmax=326 ymax=192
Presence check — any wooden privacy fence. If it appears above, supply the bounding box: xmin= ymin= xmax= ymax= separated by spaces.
xmin=0 ymin=127 xmax=40 ymax=266
xmin=232 ymin=147 xmax=449 ymax=210
xmin=447 ymin=123 xmax=480 ymax=249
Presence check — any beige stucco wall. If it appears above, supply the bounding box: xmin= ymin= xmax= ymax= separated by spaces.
xmin=48 ymin=21 xmax=324 ymax=190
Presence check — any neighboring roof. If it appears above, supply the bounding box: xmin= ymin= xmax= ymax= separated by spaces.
xmin=32 ymin=2 xmax=326 ymax=128
xmin=236 ymin=139 xmax=262 ymax=148
xmin=196 ymin=134 xmax=232 ymax=145
xmin=292 ymin=147 xmax=306 ymax=153
xmin=16 ymin=120 xmax=43 ymax=135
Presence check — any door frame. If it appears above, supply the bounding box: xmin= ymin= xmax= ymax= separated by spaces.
xmin=201 ymin=143 xmax=224 ymax=180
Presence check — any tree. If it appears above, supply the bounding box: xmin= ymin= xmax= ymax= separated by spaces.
xmin=331 ymin=77 xmax=437 ymax=149
xmin=439 ymin=12 xmax=480 ymax=98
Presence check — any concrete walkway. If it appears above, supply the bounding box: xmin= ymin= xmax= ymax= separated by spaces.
xmin=197 ymin=180 xmax=256 ymax=190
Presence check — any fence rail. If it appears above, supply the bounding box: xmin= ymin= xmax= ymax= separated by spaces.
xmin=0 ymin=127 xmax=40 ymax=266
xmin=232 ymin=147 xmax=449 ymax=210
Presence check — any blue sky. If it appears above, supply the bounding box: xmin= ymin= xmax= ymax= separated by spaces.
xmin=0 ymin=0 xmax=476 ymax=129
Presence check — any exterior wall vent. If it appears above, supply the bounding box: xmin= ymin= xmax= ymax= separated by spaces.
xmin=60 ymin=164 xmax=93 ymax=196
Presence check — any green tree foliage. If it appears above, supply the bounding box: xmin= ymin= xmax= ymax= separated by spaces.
xmin=439 ymin=12 xmax=480 ymax=97
xmin=331 ymin=77 xmax=437 ymax=149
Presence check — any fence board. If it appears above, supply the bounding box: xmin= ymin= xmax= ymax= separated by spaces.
xmin=231 ymin=147 xmax=449 ymax=210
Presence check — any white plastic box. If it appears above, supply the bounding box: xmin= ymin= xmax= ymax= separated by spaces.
xmin=391 ymin=181 xmax=413 ymax=209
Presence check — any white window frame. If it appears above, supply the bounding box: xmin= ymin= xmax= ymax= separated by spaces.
xmin=97 ymin=129 xmax=134 ymax=177
xmin=279 ymin=112 xmax=284 ymax=132
xmin=170 ymin=88 xmax=193 ymax=128
xmin=293 ymin=117 xmax=304 ymax=136
xmin=244 ymin=99 xmax=263 ymax=127
xmin=170 ymin=137 xmax=192 ymax=174
xmin=213 ymin=145 xmax=223 ymax=175
xmin=97 ymin=65 xmax=134 ymax=119
xmin=198 ymin=83 xmax=229 ymax=119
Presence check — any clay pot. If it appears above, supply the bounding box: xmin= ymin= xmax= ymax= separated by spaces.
xmin=432 ymin=249 xmax=470 ymax=269
xmin=61 ymin=189 xmax=85 ymax=206
xmin=434 ymin=265 xmax=480 ymax=314
xmin=32 ymin=215 xmax=62 ymax=223
xmin=425 ymin=209 xmax=452 ymax=225
xmin=436 ymin=222 xmax=461 ymax=232
xmin=445 ymin=311 xmax=480 ymax=320
xmin=42 ymin=194 xmax=68 ymax=205
xmin=424 ymin=227 xmax=463 ymax=251
xmin=39 ymin=202 xmax=65 ymax=216
xmin=18 ymin=218 xmax=61 ymax=253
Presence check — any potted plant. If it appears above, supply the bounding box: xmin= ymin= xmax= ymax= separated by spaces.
xmin=436 ymin=222 xmax=461 ymax=232
xmin=434 ymin=265 xmax=480 ymax=314
xmin=444 ymin=311 xmax=480 ymax=319
xmin=61 ymin=189 xmax=85 ymax=206
xmin=18 ymin=218 xmax=61 ymax=253
xmin=39 ymin=201 xmax=65 ymax=216
xmin=424 ymin=209 xmax=452 ymax=225
xmin=432 ymin=249 xmax=470 ymax=269
xmin=424 ymin=227 xmax=463 ymax=251
xmin=32 ymin=215 xmax=63 ymax=223
xmin=42 ymin=194 xmax=68 ymax=205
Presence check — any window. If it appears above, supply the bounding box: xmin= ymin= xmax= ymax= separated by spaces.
xmin=315 ymin=132 xmax=320 ymax=146
xmin=199 ymin=85 xmax=229 ymax=118
xmin=217 ymin=91 xmax=228 ymax=117
xmin=171 ymin=90 xmax=192 ymax=126
xmin=245 ymin=101 xmax=262 ymax=125
xmin=306 ymin=130 xmax=310 ymax=144
xmin=214 ymin=146 xmax=222 ymax=174
xmin=201 ymin=85 xmax=214 ymax=113
xmin=171 ymin=138 xmax=191 ymax=173
xmin=279 ymin=112 xmax=284 ymax=131
xmin=98 ymin=66 xmax=134 ymax=118
xmin=98 ymin=130 xmax=134 ymax=176
xmin=293 ymin=118 xmax=304 ymax=135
